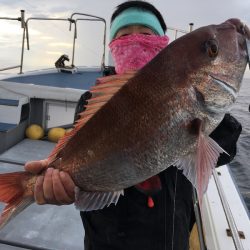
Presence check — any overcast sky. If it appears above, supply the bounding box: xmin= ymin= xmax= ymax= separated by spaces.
xmin=0 ymin=0 xmax=250 ymax=75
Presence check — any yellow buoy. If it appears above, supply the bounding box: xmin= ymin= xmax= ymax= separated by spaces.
xmin=25 ymin=124 xmax=44 ymax=140
xmin=48 ymin=127 xmax=66 ymax=143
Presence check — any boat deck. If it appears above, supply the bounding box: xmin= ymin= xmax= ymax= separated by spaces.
xmin=0 ymin=139 xmax=84 ymax=250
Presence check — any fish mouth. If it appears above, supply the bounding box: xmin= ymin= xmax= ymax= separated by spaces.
xmin=209 ymin=75 xmax=237 ymax=98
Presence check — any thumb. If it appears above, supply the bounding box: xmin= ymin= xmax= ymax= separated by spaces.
xmin=24 ymin=159 xmax=48 ymax=174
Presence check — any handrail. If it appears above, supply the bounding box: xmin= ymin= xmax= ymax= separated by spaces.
xmin=0 ymin=17 xmax=20 ymax=21
xmin=74 ymin=18 xmax=106 ymax=69
xmin=0 ymin=66 xmax=22 ymax=72
xmin=168 ymin=23 xmax=194 ymax=39
xmin=68 ymin=13 xmax=106 ymax=69
xmin=25 ymin=17 xmax=74 ymax=50
xmin=23 ymin=13 xmax=106 ymax=71
xmin=168 ymin=26 xmax=188 ymax=40
xmin=69 ymin=12 xmax=106 ymax=31
xmin=22 ymin=17 xmax=74 ymax=74
xmin=0 ymin=10 xmax=25 ymax=74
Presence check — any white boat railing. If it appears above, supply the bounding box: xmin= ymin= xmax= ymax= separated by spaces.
xmin=195 ymin=166 xmax=250 ymax=250
xmin=213 ymin=169 xmax=244 ymax=250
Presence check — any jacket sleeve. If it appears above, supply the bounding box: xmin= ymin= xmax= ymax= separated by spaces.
xmin=74 ymin=91 xmax=92 ymax=122
xmin=209 ymin=113 xmax=242 ymax=167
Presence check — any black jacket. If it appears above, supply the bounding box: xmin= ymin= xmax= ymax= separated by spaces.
xmin=75 ymin=89 xmax=242 ymax=250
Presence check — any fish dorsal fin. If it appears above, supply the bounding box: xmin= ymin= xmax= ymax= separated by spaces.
xmin=174 ymin=133 xmax=227 ymax=205
xmin=47 ymin=71 xmax=137 ymax=164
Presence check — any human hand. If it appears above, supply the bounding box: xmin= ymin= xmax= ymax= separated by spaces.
xmin=24 ymin=160 xmax=76 ymax=205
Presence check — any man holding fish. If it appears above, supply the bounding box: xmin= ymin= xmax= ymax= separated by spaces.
xmin=1 ymin=0 xmax=248 ymax=249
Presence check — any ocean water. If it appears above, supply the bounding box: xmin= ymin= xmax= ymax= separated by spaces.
xmin=229 ymin=77 xmax=250 ymax=212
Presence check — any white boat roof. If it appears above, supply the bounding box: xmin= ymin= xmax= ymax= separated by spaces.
xmin=0 ymin=67 xmax=103 ymax=91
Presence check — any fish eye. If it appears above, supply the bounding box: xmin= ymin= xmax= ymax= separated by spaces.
xmin=204 ymin=39 xmax=219 ymax=58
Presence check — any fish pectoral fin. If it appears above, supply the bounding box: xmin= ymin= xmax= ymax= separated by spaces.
xmin=74 ymin=187 xmax=124 ymax=211
xmin=173 ymin=133 xmax=226 ymax=204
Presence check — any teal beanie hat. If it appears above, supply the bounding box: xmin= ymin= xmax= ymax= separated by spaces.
xmin=110 ymin=7 xmax=164 ymax=40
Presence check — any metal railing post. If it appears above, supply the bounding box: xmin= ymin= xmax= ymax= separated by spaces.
xmin=189 ymin=23 xmax=194 ymax=32
xmin=20 ymin=10 xmax=25 ymax=74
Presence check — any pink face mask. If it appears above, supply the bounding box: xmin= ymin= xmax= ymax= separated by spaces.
xmin=109 ymin=33 xmax=169 ymax=74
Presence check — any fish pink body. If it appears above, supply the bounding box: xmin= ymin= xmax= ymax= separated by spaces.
xmin=0 ymin=18 xmax=249 ymax=228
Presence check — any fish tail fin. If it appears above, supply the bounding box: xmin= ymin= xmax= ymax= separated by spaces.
xmin=0 ymin=172 xmax=34 ymax=229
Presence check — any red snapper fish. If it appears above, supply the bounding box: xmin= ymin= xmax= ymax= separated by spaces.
xmin=0 ymin=19 xmax=249 ymax=229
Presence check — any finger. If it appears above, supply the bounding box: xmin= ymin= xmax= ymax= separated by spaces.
xmin=52 ymin=170 xmax=73 ymax=204
xmin=25 ymin=159 xmax=48 ymax=174
xmin=34 ymin=176 xmax=46 ymax=205
xmin=43 ymin=168 xmax=56 ymax=203
xmin=60 ymin=172 xmax=76 ymax=201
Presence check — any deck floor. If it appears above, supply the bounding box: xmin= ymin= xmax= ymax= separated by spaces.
xmin=0 ymin=139 xmax=85 ymax=250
